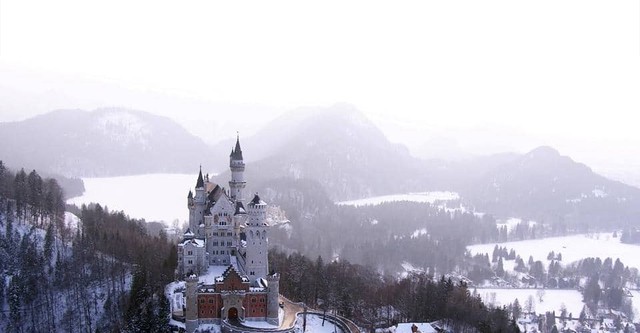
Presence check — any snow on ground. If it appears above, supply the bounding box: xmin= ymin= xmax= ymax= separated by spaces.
xmin=468 ymin=232 xmax=640 ymax=270
xmin=411 ymin=228 xmax=427 ymax=239
xmin=394 ymin=323 xmax=436 ymax=333
xmin=67 ymin=173 xmax=209 ymax=224
xmin=629 ymin=290 xmax=640 ymax=320
xmin=400 ymin=261 xmax=425 ymax=279
xmin=64 ymin=211 xmax=81 ymax=230
xmin=475 ymin=288 xmax=584 ymax=317
xmin=294 ymin=313 xmax=345 ymax=333
xmin=195 ymin=324 xmax=221 ymax=333
xmin=336 ymin=192 xmax=459 ymax=207
xmin=376 ymin=322 xmax=437 ymax=333
xmin=496 ymin=218 xmax=537 ymax=233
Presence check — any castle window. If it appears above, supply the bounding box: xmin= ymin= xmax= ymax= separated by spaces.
xmin=200 ymin=299 xmax=205 ymax=304
xmin=188 ymin=260 xmax=193 ymax=264
xmin=227 ymin=232 xmax=232 ymax=236
xmin=188 ymin=251 xmax=193 ymax=255
xmin=209 ymin=299 xmax=214 ymax=303
xmin=227 ymin=241 xmax=232 ymax=246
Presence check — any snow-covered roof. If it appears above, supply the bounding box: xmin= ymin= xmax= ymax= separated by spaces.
xmin=180 ymin=238 xmax=205 ymax=248
xmin=249 ymin=193 xmax=266 ymax=206
xmin=200 ymin=265 xmax=231 ymax=285
xmin=199 ymin=257 xmax=245 ymax=285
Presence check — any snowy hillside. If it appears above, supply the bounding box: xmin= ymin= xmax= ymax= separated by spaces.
xmin=93 ymin=110 xmax=153 ymax=147
xmin=0 ymin=108 xmax=213 ymax=177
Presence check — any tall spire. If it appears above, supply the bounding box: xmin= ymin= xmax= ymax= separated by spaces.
xmin=230 ymin=132 xmax=243 ymax=160
xmin=196 ymin=165 xmax=204 ymax=188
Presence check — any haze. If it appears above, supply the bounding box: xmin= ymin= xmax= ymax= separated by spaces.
xmin=1 ymin=0 xmax=639 ymax=184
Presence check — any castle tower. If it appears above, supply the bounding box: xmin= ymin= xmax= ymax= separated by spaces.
xmin=193 ymin=167 xmax=206 ymax=237
xmin=187 ymin=189 xmax=195 ymax=229
xmin=245 ymin=193 xmax=269 ymax=280
xmin=229 ymin=135 xmax=246 ymax=203
xmin=266 ymin=273 xmax=280 ymax=325
xmin=185 ymin=274 xmax=199 ymax=333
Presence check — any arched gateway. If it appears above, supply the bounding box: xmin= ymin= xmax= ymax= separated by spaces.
xmin=228 ymin=307 xmax=238 ymax=320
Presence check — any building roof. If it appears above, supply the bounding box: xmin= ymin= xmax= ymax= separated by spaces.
xmin=196 ymin=167 xmax=204 ymax=188
xmin=249 ymin=193 xmax=266 ymax=206
xmin=187 ymin=190 xmax=193 ymax=199
xmin=235 ymin=201 xmax=246 ymax=215
xmin=208 ymin=185 xmax=222 ymax=202
xmin=230 ymin=134 xmax=243 ymax=160
xmin=179 ymin=238 xmax=204 ymax=248
xmin=396 ymin=323 xmax=437 ymax=333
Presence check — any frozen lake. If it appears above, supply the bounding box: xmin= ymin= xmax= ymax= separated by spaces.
xmin=336 ymin=191 xmax=459 ymax=207
xmin=67 ymin=173 xmax=199 ymax=224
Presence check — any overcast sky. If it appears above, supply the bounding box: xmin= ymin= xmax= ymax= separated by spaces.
xmin=1 ymin=1 xmax=639 ymax=181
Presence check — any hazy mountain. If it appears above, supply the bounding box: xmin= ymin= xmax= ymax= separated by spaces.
xmin=214 ymin=104 xmax=428 ymax=201
xmin=462 ymin=146 xmax=640 ymax=225
xmin=0 ymin=108 xmax=212 ymax=177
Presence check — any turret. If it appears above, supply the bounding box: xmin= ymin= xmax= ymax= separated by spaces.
xmin=193 ymin=167 xmax=206 ymax=236
xmin=266 ymin=273 xmax=280 ymax=325
xmin=185 ymin=274 xmax=199 ymax=333
xmin=229 ymin=134 xmax=246 ymax=203
xmin=244 ymin=193 xmax=269 ymax=280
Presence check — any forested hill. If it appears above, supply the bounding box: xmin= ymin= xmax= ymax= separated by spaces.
xmin=0 ymin=108 xmax=212 ymax=177
xmin=270 ymin=249 xmax=519 ymax=332
xmin=459 ymin=146 xmax=640 ymax=227
xmin=214 ymin=104 xmax=425 ymax=201
xmin=0 ymin=162 xmax=176 ymax=333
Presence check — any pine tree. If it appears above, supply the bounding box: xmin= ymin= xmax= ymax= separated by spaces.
xmin=44 ymin=223 xmax=54 ymax=262
xmin=8 ymin=278 xmax=22 ymax=333
xmin=14 ymin=169 xmax=28 ymax=218
xmin=512 ymin=298 xmax=522 ymax=321
xmin=579 ymin=305 xmax=587 ymax=322
xmin=496 ymin=257 xmax=505 ymax=277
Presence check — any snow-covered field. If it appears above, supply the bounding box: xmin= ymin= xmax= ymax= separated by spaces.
xmin=468 ymin=232 xmax=640 ymax=270
xmin=67 ymin=173 xmax=201 ymax=224
xmin=475 ymin=288 xmax=584 ymax=317
xmin=294 ymin=314 xmax=345 ymax=333
xmin=496 ymin=217 xmax=537 ymax=233
xmin=336 ymin=192 xmax=459 ymax=207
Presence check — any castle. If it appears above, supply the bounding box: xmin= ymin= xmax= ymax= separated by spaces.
xmin=176 ymin=136 xmax=280 ymax=332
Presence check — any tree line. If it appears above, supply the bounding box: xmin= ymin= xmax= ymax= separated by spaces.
xmin=269 ymin=249 xmax=520 ymax=333
xmin=0 ymin=162 xmax=176 ymax=332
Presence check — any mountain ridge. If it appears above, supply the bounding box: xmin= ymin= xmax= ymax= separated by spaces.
xmin=0 ymin=107 xmax=213 ymax=177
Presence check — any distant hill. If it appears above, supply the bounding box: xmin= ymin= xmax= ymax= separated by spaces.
xmin=0 ymin=108 xmax=212 ymax=177
xmin=460 ymin=146 xmax=640 ymax=226
xmin=214 ymin=104 xmax=428 ymax=201
xmin=211 ymin=105 xmax=640 ymax=228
